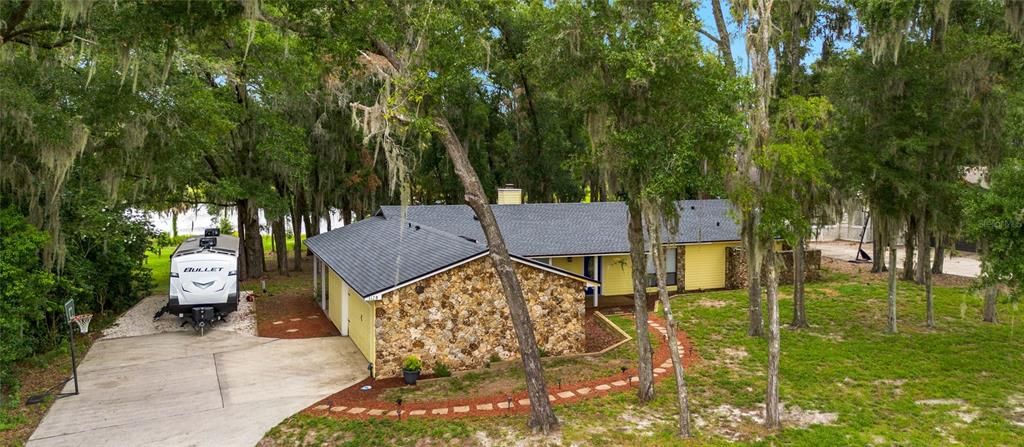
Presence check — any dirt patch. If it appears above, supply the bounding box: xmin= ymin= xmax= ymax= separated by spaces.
xmin=872 ymin=378 xmax=907 ymax=396
xmin=696 ymin=299 xmax=729 ymax=308
xmin=102 ymin=292 xmax=256 ymax=339
xmin=805 ymin=331 xmax=844 ymax=342
xmin=1008 ymin=394 xmax=1024 ymax=427
xmin=255 ymin=291 xmax=338 ymax=339
xmin=585 ymin=311 xmax=623 ymax=353
xmin=702 ymin=402 xmax=837 ymax=442
xmin=618 ymin=406 xmax=672 ymax=436
xmin=820 ymin=257 xmax=972 ymax=288
xmin=916 ymin=398 xmax=980 ymax=426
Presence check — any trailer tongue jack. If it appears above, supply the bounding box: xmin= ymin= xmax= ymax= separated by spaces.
xmin=177 ymin=306 xmax=223 ymax=336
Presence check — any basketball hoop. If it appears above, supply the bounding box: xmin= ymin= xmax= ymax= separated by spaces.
xmin=70 ymin=314 xmax=93 ymax=334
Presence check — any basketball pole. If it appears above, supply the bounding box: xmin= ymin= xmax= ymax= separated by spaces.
xmin=68 ymin=318 xmax=79 ymax=396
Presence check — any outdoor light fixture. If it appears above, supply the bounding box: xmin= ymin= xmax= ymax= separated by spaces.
xmin=261 ymin=279 xmax=267 ymax=294
xmin=367 ymin=362 xmax=374 ymax=379
xmin=395 ymin=398 xmax=403 ymax=420
xmin=506 ymin=394 xmax=514 ymax=411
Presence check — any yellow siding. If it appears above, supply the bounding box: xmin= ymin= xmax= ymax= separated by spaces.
xmin=497 ymin=188 xmax=522 ymax=205
xmin=597 ymin=254 xmax=679 ymax=296
xmin=551 ymin=257 xmax=584 ymax=275
xmin=601 ymin=255 xmax=633 ymax=296
xmin=327 ymin=269 xmax=376 ymax=369
xmin=347 ymin=284 xmax=375 ymax=368
xmin=684 ymin=242 xmax=739 ymax=291
xmin=327 ymin=271 xmax=342 ymax=329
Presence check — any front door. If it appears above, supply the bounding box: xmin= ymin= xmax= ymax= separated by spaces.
xmin=583 ymin=256 xmax=602 ymax=303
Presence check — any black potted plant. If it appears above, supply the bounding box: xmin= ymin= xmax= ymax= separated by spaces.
xmin=402 ymin=354 xmax=423 ymax=385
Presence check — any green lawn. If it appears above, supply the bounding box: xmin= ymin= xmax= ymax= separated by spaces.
xmin=145 ymin=236 xmax=302 ymax=295
xmin=144 ymin=246 xmax=174 ymax=294
xmin=262 ymin=269 xmax=1024 ymax=446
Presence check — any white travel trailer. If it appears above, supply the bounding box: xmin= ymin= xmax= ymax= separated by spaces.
xmin=157 ymin=229 xmax=240 ymax=333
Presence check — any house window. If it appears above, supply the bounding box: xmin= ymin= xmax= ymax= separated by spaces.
xmin=534 ymin=258 xmax=552 ymax=265
xmin=646 ymin=248 xmax=677 ymax=286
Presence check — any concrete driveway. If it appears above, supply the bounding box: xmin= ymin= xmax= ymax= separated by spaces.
xmin=810 ymin=240 xmax=980 ymax=278
xmin=28 ymin=331 xmax=366 ymax=446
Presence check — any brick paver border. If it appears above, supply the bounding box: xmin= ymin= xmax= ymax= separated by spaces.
xmin=305 ymin=315 xmax=697 ymax=420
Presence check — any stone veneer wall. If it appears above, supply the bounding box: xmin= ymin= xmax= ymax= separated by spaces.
xmin=725 ymin=247 xmax=822 ymax=289
xmin=373 ymin=257 xmax=586 ymax=377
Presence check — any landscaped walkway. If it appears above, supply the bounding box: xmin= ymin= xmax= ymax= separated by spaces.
xmin=304 ymin=316 xmax=697 ymax=420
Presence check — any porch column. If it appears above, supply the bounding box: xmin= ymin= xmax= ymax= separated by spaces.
xmin=340 ymin=281 xmax=350 ymax=336
xmin=592 ymin=256 xmax=599 ymax=307
xmin=312 ymin=257 xmax=318 ymax=296
xmin=320 ymin=262 xmax=327 ymax=311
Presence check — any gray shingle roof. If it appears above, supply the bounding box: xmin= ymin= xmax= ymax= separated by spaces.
xmin=307 ymin=199 xmax=740 ymax=298
xmin=378 ymin=199 xmax=740 ymax=257
xmin=305 ymin=215 xmax=486 ymax=298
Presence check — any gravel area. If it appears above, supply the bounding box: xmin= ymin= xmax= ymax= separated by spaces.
xmin=102 ymin=292 xmax=257 ymax=339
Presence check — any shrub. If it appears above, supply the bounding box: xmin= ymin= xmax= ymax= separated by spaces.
xmin=402 ymin=355 xmax=422 ymax=371
xmin=488 ymin=353 xmax=501 ymax=363
xmin=433 ymin=361 xmax=451 ymax=377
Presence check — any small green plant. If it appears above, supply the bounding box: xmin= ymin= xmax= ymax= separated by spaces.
xmin=488 ymin=353 xmax=501 ymax=363
xmin=538 ymin=348 xmax=548 ymax=358
xmin=402 ymin=354 xmax=422 ymax=372
xmin=433 ymin=361 xmax=451 ymax=377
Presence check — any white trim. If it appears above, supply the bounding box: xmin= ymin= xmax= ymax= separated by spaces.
xmin=533 ymin=241 xmax=739 ymax=259
xmin=341 ymin=280 xmax=350 ymax=336
xmin=364 ymin=252 xmax=490 ymax=300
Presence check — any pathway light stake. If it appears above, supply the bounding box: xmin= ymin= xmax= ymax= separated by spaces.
xmin=396 ymin=398 xmax=403 ymax=420
xmin=261 ymin=279 xmax=267 ymax=294
xmin=506 ymin=394 xmax=513 ymax=412
xmin=367 ymin=362 xmax=374 ymax=379
xmin=621 ymin=366 xmax=630 ymax=386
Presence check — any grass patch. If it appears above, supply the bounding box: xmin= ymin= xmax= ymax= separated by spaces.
xmin=263 ymin=268 xmax=1024 ymax=446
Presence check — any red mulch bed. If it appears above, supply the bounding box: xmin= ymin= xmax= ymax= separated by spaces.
xmin=584 ymin=311 xmax=622 ymax=353
xmin=255 ymin=292 xmax=339 ymax=339
xmin=303 ymin=315 xmax=698 ymax=420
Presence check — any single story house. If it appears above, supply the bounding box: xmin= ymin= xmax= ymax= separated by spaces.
xmin=305 ymin=191 xmax=741 ymax=377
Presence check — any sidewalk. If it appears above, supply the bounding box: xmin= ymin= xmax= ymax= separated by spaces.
xmin=809 ymin=240 xmax=980 ymax=278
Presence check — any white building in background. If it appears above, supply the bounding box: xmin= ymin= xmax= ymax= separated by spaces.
xmin=813 ymin=166 xmax=989 ymax=246
xmin=146 ymin=207 xmax=344 ymax=236
xmin=814 ymin=204 xmax=872 ymax=243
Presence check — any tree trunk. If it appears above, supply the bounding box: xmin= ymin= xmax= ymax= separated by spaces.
xmin=238 ymin=200 xmax=264 ymax=280
xmin=887 ymin=245 xmax=898 ymax=333
xmin=237 ymin=200 xmax=248 ymax=280
xmin=647 ymin=212 xmax=690 ymax=438
xmin=763 ymin=243 xmax=781 ymax=429
xmin=791 ymin=235 xmax=808 ymax=328
xmin=915 ymin=213 xmax=928 ymax=285
xmin=983 ymin=286 xmax=998 ymax=323
xmin=902 ymin=217 xmax=915 ymax=281
xmin=434 ymin=116 xmax=559 ymax=432
xmin=627 ymin=200 xmax=656 ymax=403
xmin=932 ymin=235 xmax=944 ymax=274
xmin=924 ymin=244 xmax=934 ymax=328
xmin=289 ymin=198 xmax=303 ymax=272
xmin=710 ymin=0 xmax=735 ymax=73
xmin=871 ymin=223 xmax=887 ymax=273
xmin=342 ymin=199 xmax=352 ymax=225
xmin=744 ymin=211 xmax=764 ymax=337
xmin=171 ymin=212 xmax=178 ymax=238
xmin=273 ymin=217 xmax=288 ymax=276
xmin=325 ymin=209 xmax=333 ymax=231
